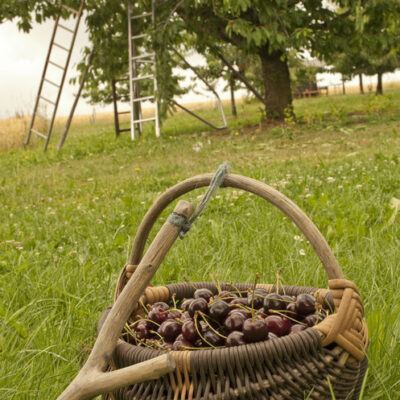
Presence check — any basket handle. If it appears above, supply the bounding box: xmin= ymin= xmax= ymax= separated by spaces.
xmin=128 ymin=173 xmax=343 ymax=281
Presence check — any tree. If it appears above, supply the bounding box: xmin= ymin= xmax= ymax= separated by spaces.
xmin=3 ymin=1 xmax=395 ymax=121
xmin=326 ymin=1 xmax=400 ymax=95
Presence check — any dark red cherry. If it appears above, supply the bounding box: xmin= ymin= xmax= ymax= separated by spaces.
xmin=148 ymin=308 xmax=169 ymax=324
xmin=295 ymin=293 xmax=316 ymax=316
xmin=303 ymin=312 xmax=326 ymax=327
xmin=209 ymin=300 xmax=230 ymax=321
xmin=152 ymin=302 xmax=170 ymax=311
xmin=230 ymin=298 xmax=248 ymax=306
xmin=181 ymin=298 xmax=193 ymax=311
xmin=226 ymin=331 xmax=246 ymax=347
xmin=168 ymin=309 xmax=182 ymax=319
xmin=263 ymin=293 xmax=287 ymax=313
xmin=264 ymin=315 xmax=291 ymax=336
xmin=285 ymin=302 xmax=301 ymax=319
xmin=182 ymin=320 xmax=199 ymax=342
xmin=228 ymin=308 xmax=252 ymax=319
xmin=172 ymin=337 xmax=193 ymax=350
xmin=242 ymin=318 xmax=268 ymax=343
xmin=188 ymin=298 xmax=208 ymax=317
xmin=290 ymin=324 xmax=307 ymax=334
xmin=247 ymin=288 xmax=268 ymax=309
xmin=134 ymin=321 xmax=151 ymax=340
xmin=158 ymin=320 xmax=182 ymax=342
xmin=194 ymin=288 xmax=213 ymax=302
xmin=202 ymin=330 xmax=224 ymax=346
xmin=224 ymin=313 xmax=246 ymax=332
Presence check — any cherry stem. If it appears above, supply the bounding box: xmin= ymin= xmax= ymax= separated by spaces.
xmin=227 ymin=282 xmax=242 ymax=297
xmin=139 ymin=299 xmax=150 ymax=314
xmin=128 ymin=318 xmax=161 ymax=328
xmin=194 ymin=312 xmax=218 ymax=349
xmin=269 ymin=309 xmax=307 ymax=325
xmin=199 ymin=312 xmax=227 ymax=339
xmin=251 ymin=273 xmax=260 ymax=322
xmin=171 ymin=293 xmax=177 ymax=309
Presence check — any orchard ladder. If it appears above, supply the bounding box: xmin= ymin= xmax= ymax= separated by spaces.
xmin=25 ymin=1 xmax=84 ymax=151
xmin=127 ymin=1 xmax=160 ymax=140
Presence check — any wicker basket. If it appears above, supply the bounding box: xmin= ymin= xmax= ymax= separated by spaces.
xmin=99 ymin=173 xmax=369 ymax=400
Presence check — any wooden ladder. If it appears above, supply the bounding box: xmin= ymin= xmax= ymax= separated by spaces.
xmin=25 ymin=1 xmax=84 ymax=151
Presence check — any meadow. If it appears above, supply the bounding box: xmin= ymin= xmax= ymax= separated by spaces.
xmin=0 ymin=88 xmax=399 ymax=399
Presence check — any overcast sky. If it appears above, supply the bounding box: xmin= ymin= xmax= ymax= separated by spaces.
xmin=1 ymin=18 xmax=399 ymax=120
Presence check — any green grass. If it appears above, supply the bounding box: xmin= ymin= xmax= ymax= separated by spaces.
xmin=1 ymin=89 xmax=400 ymax=399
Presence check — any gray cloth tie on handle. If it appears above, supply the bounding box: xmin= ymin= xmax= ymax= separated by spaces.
xmin=167 ymin=163 xmax=229 ymax=239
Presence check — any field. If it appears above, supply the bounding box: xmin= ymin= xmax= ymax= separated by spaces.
xmin=0 ymin=89 xmax=399 ymax=399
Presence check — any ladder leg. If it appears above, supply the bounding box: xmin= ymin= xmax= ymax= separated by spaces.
xmin=26 ymin=15 xmax=60 ymax=146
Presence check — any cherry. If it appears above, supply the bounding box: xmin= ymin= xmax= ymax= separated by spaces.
xmin=247 ymin=288 xmax=268 ymax=309
xmin=230 ymin=298 xmax=248 ymax=306
xmin=209 ymin=300 xmax=230 ymax=321
xmin=152 ymin=302 xmax=170 ymax=311
xmin=188 ymin=298 xmax=208 ymax=317
xmin=194 ymin=288 xmax=213 ymax=302
xmin=182 ymin=320 xmax=199 ymax=342
xmin=290 ymin=324 xmax=307 ymax=334
xmin=172 ymin=336 xmax=193 ymax=350
xmin=224 ymin=313 xmax=247 ymax=332
xmin=202 ymin=330 xmax=224 ymax=346
xmin=168 ymin=309 xmax=182 ymax=319
xmin=181 ymin=299 xmax=193 ymax=311
xmin=295 ymin=293 xmax=316 ymax=316
xmin=285 ymin=302 xmax=301 ymax=319
xmin=134 ymin=322 xmax=151 ymax=340
xmin=158 ymin=320 xmax=182 ymax=342
xmin=303 ymin=312 xmax=326 ymax=327
xmin=264 ymin=315 xmax=291 ymax=336
xmin=226 ymin=331 xmax=246 ymax=347
xmin=148 ymin=308 xmax=169 ymax=324
xmin=181 ymin=311 xmax=191 ymax=320
xmin=228 ymin=308 xmax=252 ymax=319
xmin=242 ymin=318 xmax=268 ymax=343
xmin=263 ymin=293 xmax=287 ymax=313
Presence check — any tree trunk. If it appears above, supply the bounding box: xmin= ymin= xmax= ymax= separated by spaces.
xmin=359 ymin=74 xmax=364 ymax=94
xmin=342 ymin=76 xmax=346 ymax=95
xmin=259 ymin=49 xmax=293 ymax=120
xmin=376 ymin=72 xmax=383 ymax=95
xmin=229 ymin=72 xmax=237 ymax=117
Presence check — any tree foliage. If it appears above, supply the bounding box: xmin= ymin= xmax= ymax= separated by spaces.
xmin=2 ymin=0 xmax=399 ymax=120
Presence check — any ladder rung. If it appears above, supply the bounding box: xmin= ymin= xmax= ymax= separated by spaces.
xmin=133 ymin=117 xmax=156 ymax=123
xmin=61 ymin=4 xmax=79 ymax=15
xmin=118 ymin=111 xmax=130 ymax=115
xmin=136 ymin=59 xmax=155 ymax=64
xmin=131 ymin=74 xmax=154 ymax=82
xmin=132 ymin=53 xmax=155 ymax=61
xmin=49 ymin=60 xmax=65 ymax=70
xmin=132 ymin=33 xmax=149 ymax=40
xmin=131 ymin=12 xmax=152 ymax=20
xmin=31 ymin=129 xmax=47 ymax=139
xmin=44 ymin=78 xmax=60 ymax=88
xmin=132 ymin=95 xmax=154 ymax=103
xmin=58 ymin=24 xmax=74 ymax=33
xmin=40 ymin=95 xmax=56 ymax=105
xmin=118 ymin=128 xmax=131 ymax=133
xmin=53 ymin=42 xmax=70 ymax=52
